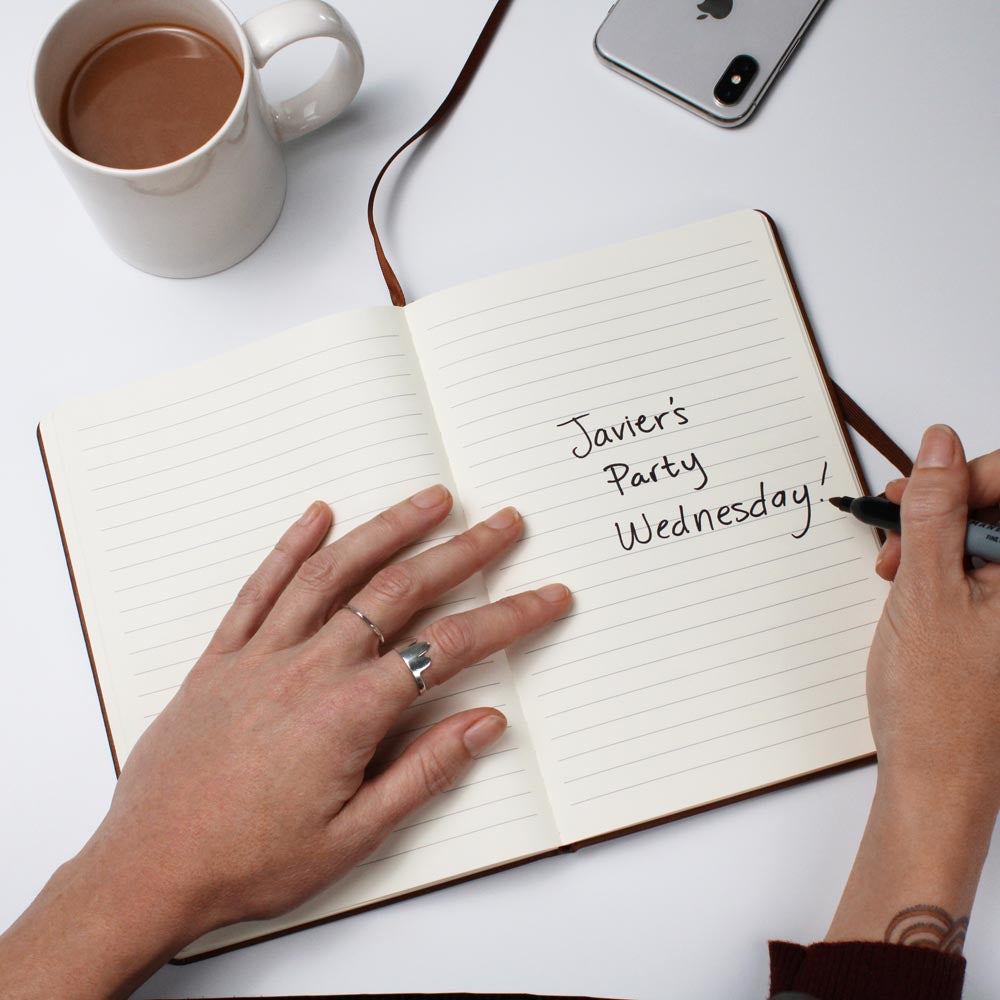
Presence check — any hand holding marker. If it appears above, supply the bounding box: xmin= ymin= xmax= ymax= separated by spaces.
xmin=829 ymin=495 xmax=1000 ymax=564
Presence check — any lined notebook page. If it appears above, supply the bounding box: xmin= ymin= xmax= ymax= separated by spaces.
xmin=405 ymin=211 xmax=890 ymax=844
xmin=41 ymin=306 xmax=557 ymax=955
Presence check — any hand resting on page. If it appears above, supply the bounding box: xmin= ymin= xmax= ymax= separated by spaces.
xmin=0 ymin=485 xmax=570 ymax=1000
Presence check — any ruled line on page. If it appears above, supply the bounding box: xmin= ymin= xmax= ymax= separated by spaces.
xmin=77 ymin=335 xmax=400 ymax=432
xmin=542 ymin=624 xmax=878 ymax=713
xmin=451 ymin=335 xmax=782 ymax=410
xmin=440 ymin=276 xmax=766 ymax=381
xmin=113 ymin=546 xmax=271 ymax=592
xmin=394 ymin=791 xmax=534 ymax=833
xmin=358 ymin=813 xmax=541 ymax=867
xmin=96 ymin=428 xmax=429 ymax=511
xmin=563 ymin=695 xmax=868 ymax=785
xmin=428 ymin=240 xmax=754 ymax=336
xmin=400 ymin=680 xmax=501 ymax=711
xmin=443 ymin=306 xmax=771 ymax=391
xmin=446 ymin=769 xmax=527 ymax=793
xmin=134 ymin=656 xmax=200 ymax=678
xmin=124 ymin=602 xmax=232 ymax=635
xmin=536 ymin=602 xmax=877 ymax=697
xmin=527 ymin=575 xmax=868 ymax=663
xmin=568 ymin=717 xmax=869 ymax=806
xmin=102 ymin=453 xmax=436 ymax=535
xmin=86 ymin=372 xmax=413 ymax=473
xmin=139 ymin=683 xmax=182 ymax=699
xmin=437 ymin=273 xmax=765 ymax=361
xmin=552 ymin=646 xmax=872 ymax=738
xmin=564 ymin=534 xmax=850 ymax=601
xmin=455 ymin=356 xmax=793 ymax=432
xmin=530 ymin=580 xmax=870 ymax=672
xmin=109 ymin=468 xmax=442 ymax=590
xmin=553 ymin=555 xmax=861 ymax=628
xmin=112 ymin=517 xmax=296 ymax=567
xmin=386 ymin=704 xmax=509 ymax=742
xmin=93 ymin=395 xmax=420 ymax=490
xmin=557 ymin=670 xmax=866 ymax=763
xmin=82 ymin=352 xmax=407 ymax=452
xmin=373 ymin=737 xmax=523 ymax=770
xmin=121 ymin=576 xmax=248 ymax=614
xmin=131 ymin=629 xmax=215 ymax=656
xmin=111 ymin=481 xmax=447 ymax=563
xmin=444 ymin=304 xmax=777 ymax=381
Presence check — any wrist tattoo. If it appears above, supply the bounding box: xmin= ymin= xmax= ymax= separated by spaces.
xmin=884 ymin=905 xmax=969 ymax=953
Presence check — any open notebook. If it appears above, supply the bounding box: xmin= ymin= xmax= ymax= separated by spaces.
xmin=39 ymin=210 xmax=889 ymax=960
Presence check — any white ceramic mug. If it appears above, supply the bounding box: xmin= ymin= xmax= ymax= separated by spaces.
xmin=31 ymin=0 xmax=364 ymax=278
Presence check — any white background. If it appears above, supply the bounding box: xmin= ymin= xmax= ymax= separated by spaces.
xmin=2 ymin=1 xmax=999 ymax=997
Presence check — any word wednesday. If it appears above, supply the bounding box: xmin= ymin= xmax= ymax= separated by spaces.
xmin=615 ymin=478 xmax=815 ymax=552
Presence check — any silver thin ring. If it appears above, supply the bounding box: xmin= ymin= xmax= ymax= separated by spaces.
xmin=396 ymin=641 xmax=431 ymax=695
xmin=343 ymin=605 xmax=385 ymax=646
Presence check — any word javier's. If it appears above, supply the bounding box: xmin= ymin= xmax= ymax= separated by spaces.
xmin=614 ymin=478 xmax=815 ymax=552
xmin=556 ymin=400 xmax=689 ymax=460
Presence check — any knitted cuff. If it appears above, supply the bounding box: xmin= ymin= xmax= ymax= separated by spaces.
xmin=768 ymin=940 xmax=966 ymax=1000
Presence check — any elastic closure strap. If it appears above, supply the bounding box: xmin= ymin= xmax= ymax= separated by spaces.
xmin=831 ymin=382 xmax=913 ymax=477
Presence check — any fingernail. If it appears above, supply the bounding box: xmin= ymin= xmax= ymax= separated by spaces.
xmin=485 ymin=506 xmax=520 ymax=530
xmin=463 ymin=714 xmax=507 ymax=757
xmin=410 ymin=484 xmax=450 ymax=509
xmin=916 ymin=425 xmax=956 ymax=469
xmin=885 ymin=478 xmax=908 ymax=492
xmin=875 ymin=543 xmax=885 ymax=572
xmin=536 ymin=583 xmax=570 ymax=603
xmin=298 ymin=501 xmax=326 ymax=526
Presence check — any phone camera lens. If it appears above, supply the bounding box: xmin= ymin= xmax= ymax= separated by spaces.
xmin=714 ymin=55 xmax=758 ymax=106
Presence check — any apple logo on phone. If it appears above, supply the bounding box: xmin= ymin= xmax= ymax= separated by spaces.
xmin=697 ymin=0 xmax=733 ymax=19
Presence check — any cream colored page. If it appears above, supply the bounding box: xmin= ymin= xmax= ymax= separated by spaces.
xmin=405 ymin=211 xmax=890 ymax=845
xmin=41 ymin=307 xmax=557 ymax=953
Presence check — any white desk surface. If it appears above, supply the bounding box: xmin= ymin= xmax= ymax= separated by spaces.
xmin=3 ymin=1 xmax=999 ymax=997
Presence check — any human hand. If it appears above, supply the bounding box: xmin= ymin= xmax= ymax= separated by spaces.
xmin=865 ymin=429 xmax=1000 ymax=814
xmin=106 ymin=485 xmax=569 ymax=931
xmin=874 ymin=449 xmax=1000 ymax=583
xmin=0 ymin=486 xmax=569 ymax=999
xmin=827 ymin=426 xmax=1000 ymax=947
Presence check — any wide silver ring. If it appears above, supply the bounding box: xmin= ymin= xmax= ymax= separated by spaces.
xmin=396 ymin=641 xmax=431 ymax=695
xmin=343 ymin=605 xmax=385 ymax=646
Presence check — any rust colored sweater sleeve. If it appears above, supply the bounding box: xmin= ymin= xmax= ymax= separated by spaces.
xmin=768 ymin=940 xmax=966 ymax=1000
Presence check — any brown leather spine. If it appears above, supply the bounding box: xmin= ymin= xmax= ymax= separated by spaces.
xmin=37 ymin=424 xmax=123 ymax=776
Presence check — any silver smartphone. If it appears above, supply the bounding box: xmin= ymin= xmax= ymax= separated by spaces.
xmin=594 ymin=0 xmax=828 ymax=127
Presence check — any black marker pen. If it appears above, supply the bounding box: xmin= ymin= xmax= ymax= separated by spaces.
xmin=829 ymin=496 xmax=1000 ymax=564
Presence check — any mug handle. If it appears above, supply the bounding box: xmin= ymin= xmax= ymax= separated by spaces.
xmin=243 ymin=0 xmax=364 ymax=142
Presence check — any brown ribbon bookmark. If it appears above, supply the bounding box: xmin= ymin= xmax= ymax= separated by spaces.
xmin=365 ymin=0 xmax=912 ymax=478
xmin=367 ymin=0 xmax=514 ymax=307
